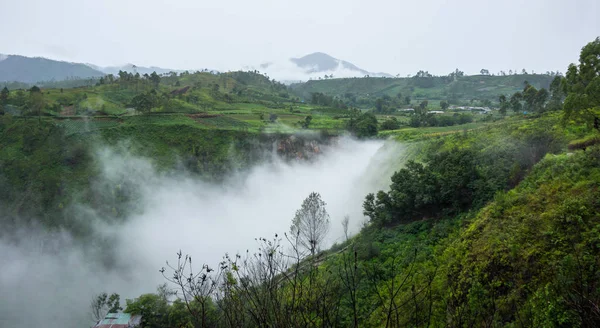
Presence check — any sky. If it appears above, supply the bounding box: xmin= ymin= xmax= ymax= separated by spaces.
xmin=0 ymin=0 xmax=599 ymax=76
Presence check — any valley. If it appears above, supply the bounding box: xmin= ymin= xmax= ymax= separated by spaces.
xmin=0 ymin=34 xmax=599 ymax=328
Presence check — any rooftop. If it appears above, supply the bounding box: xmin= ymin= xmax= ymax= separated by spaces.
xmin=93 ymin=312 xmax=142 ymax=328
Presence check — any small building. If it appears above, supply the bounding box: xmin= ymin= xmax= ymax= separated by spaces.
xmin=93 ymin=313 xmax=142 ymax=328
xmin=429 ymin=110 xmax=445 ymax=114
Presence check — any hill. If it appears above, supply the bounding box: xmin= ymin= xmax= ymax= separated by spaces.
xmin=0 ymin=54 xmax=105 ymax=83
xmin=290 ymin=73 xmax=556 ymax=108
xmin=87 ymin=63 xmax=185 ymax=76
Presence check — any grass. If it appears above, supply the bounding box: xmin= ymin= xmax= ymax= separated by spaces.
xmin=379 ymin=122 xmax=490 ymax=140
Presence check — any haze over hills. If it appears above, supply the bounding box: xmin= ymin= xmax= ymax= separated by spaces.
xmin=0 ymin=51 xmax=392 ymax=85
xmin=0 ymin=54 xmax=105 ymax=83
xmin=86 ymin=63 xmax=185 ymax=76
xmin=0 ymin=54 xmax=187 ymax=84
xmin=254 ymin=52 xmax=393 ymax=82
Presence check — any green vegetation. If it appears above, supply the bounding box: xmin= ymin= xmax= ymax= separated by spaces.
xmin=290 ymin=72 xmax=556 ymax=110
xmin=104 ymin=38 xmax=600 ymax=327
xmin=2 ymin=35 xmax=600 ymax=328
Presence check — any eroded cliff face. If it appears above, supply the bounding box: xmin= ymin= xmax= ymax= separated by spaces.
xmin=274 ymin=134 xmax=339 ymax=160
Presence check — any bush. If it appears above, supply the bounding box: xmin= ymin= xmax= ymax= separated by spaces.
xmin=380 ymin=116 xmax=401 ymax=130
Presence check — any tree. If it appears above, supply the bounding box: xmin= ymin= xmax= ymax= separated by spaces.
xmin=125 ymin=292 xmax=170 ymax=328
xmin=0 ymin=87 xmax=9 ymax=105
xmin=91 ymin=292 xmax=122 ymax=323
xmin=499 ymin=94 xmax=509 ymax=116
xmin=416 ymin=100 xmax=429 ymax=116
xmin=269 ymin=113 xmax=278 ymax=122
xmin=149 ymin=71 xmax=161 ymax=88
xmin=342 ymin=215 xmax=350 ymax=241
xmin=562 ymin=37 xmax=600 ymax=131
xmin=523 ymin=84 xmax=538 ymax=111
xmin=375 ymin=98 xmax=384 ymax=113
xmin=290 ymin=192 xmax=330 ymax=256
xmin=535 ymin=88 xmax=549 ymax=112
xmin=510 ymin=92 xmax=523 ymax=113
xmin=130 ymin=91 xmax=156 ymax=113
xmin=302 ymin=115 xmax=312 ymax=129
xmin=161 ymin=250 xmax=221 ymax=328
xmin=440 ymin=100 xmax=449 ymax=110
xmin=380 ymin=116 xmax=400 ymax=130
xmin=404 ymin=95 xmax=411 ymax=105
xmin=353 ymin=112 xmax=378 ymax=138
xmin=480 ymin=69 xmax=490 ymax=75
xmin=547 ymin=75 xmax=566 ymax=111
xmin=28 ymin=86 xmax=45 ymax=119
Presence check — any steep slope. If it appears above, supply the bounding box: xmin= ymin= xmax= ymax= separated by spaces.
xmin=0 ymin=54 xmax=104 ymax=83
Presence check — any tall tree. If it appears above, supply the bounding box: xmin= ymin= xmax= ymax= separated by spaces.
xmin=440 ymin=100 xmax=449 ymax=110
xmin=0 ymin=87 xmax=9 ymax=105
xmin=28 ymin=86 xmax=45 ymax=120
xmin=498 ymin=94 xmax=509 ymax=116
xmin=149 ymin=71 xmax=161 ymax=89
xmin=523 ymin=84 xmax=539 ymax=111
xmin=290 ymin=192 xmax=330 ymax=256
xmin=534 ymin=88 xmax=549 ymax=112
xmin=510 ymin=92 xmax=523 ymax=113
xmin=562 ymin=37 xmax=600 ymax=131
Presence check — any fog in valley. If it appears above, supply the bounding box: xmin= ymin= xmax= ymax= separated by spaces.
xmin=0 ymin=137 xmax=407 ymax=327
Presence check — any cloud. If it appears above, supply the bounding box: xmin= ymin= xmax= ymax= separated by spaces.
xmin=0 ymin=136 xmax=406 ymax=327
xmin=248 ymin=58 xmax=389 ymax=82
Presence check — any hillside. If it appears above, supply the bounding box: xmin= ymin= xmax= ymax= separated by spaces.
xmin=290 ymin=73 xmax=555 ymax=108
xmin=0 ymin=54 xmax=105 ymax=83
xmin=2 ymin=37 xmax=600 ymax=328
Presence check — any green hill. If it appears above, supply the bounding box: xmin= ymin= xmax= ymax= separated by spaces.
xmin=290 ymin=74 xmax=555 ymax=108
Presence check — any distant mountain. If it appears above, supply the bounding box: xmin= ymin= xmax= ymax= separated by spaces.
xmin=88 ymin=63 xmax=183 ymax=76
xmin=254 ymin=52 xmax=392 ymax=83
xmin=0 ymin=54 xmax=105 ymax=83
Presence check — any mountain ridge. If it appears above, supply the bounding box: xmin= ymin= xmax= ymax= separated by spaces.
xmin=0 ymin=52 xmax=391 ymax=84
xmin=252 ymin=52 xmax=392 ymax=82
xmin=0 ymin=54 xmax=105 ymax=83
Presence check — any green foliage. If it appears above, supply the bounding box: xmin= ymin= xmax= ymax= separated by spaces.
xmin=0 ymin=117 xmax=92 ymax=231
xmin=444 ymin=147 xmax=600 ymax=326
xmin=347 ymin=111 xmax=378 ymax=138
xmin=0 ymin=87 xmax=9 ymax=105
xmin=310 ymin=92 xmax=347 ymax=109
xmin=365 ymin=116 xmax=566 ymax=226
xmin=291 ymin=74 xmax=555 ymax=110
xmin=409 ymin=112 xmax=474 ymax=128
xmin=563 ymin=37 xmax=600 ymax=131
xmin=125 ymin=293 xmax=170 ymax=328
xmin=91 ymin=292 xmax=123 ymax=322
xmin=568 ymin=135 xmax=600 ymax=151
xmin=380 ymin=116 xmax=401 ymax=130
xmin=364 ymin=149 xmax=479 ymax=225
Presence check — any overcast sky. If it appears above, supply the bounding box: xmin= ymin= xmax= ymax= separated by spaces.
xmin=1 ymin=0 xmax=598 ymax=76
